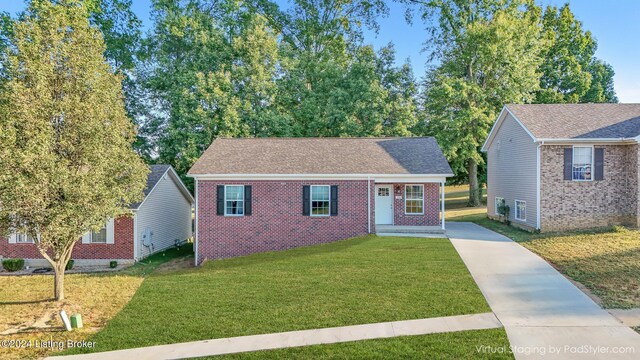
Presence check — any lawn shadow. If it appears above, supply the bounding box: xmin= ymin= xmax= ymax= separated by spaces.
xmin=0 ymin=298 xmax=52 ymax=305
xmin=197 ymin=235 xmax=375 ymax=272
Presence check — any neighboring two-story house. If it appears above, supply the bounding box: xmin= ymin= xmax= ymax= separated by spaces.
xmin=483 ymin=104 xmax=640 ymax=232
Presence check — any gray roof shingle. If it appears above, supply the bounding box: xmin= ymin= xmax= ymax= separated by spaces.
xmin=129 ymin=165 xmax=171 ymax=209
xmin=188 ymin=137 xmax=453 ymax=176
xmin=506 ymin=103 xmax=640 ymax=139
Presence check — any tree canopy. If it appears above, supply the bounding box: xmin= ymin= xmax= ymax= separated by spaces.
xmin=0 ymin=0 xmax=148 ymax=300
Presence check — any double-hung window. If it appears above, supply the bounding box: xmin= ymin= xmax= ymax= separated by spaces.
xmin=515 ymin=200 xmax=526 ymax=221
xmin=16 ymin=234 xmax=34 ymax=243
xmin=310 ymin=185 xmax=330 ymax=216
xmin=225 ymin=185 xmax=245 ymax=216
xmin=405 ymin=185 xmax=424 ymax=215
xmin=91 ymin=227 xmax=107 ymax=243
xmin=572 ymin=146 xmax=593 ymax=181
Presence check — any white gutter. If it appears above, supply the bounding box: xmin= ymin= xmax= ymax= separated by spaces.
xmin=536 ymin=141 xmax=544 ymax=230
xmin=441 ymin=181 xmax=445 ymax=230
xmin=535 ymin=138 xmax=638 ymax=144
xmin=367 ymin=176 xmax=371 ymax=234
xmin=194 ymin=178 xmax=199 ymax=266
xmin=187 ymin=173 xmax=454 ymax=181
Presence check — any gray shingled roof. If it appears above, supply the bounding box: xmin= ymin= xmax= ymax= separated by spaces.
xmin=129 ymin=165 xmax=172 ymax=209
xmin=507 ymin=103 xmax=640 ymax=139
xmin=188 ymin=137 xmax=453 ymax=176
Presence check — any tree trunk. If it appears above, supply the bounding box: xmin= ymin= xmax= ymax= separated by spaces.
xmin=468 ymin=158 xmax=481 ymax=207
xmin=53 ymin=263 xmax=65 ymax=301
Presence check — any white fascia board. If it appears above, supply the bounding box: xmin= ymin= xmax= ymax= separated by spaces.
xmin=535 ymin=138 xmax=638 ymax=145
xmin=481 ymin=106 xmax=537 ymax=152
xmin=188 ymin=174 xmax=453 ymax=182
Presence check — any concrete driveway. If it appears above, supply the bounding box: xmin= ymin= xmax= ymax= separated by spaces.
xmin=447 ymin=222 xmax=640 ymax=359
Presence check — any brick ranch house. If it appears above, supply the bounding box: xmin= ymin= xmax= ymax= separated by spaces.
xmin=188 ymin=137 xmax=453 ymax=264
xmin=483 ymin=104 xmax=640 ymax=232
xmin=0 ymin=165 xmax=193 ymax=267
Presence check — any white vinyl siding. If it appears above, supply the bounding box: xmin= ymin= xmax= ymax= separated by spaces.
xmin=486 ymin=113 xmax=538 ymax=228
xmin=135 ymin=170 xmax=193 ymax=259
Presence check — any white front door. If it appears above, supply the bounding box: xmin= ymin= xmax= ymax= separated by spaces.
xmin=375 ymin=185 xmax=393 ymax=225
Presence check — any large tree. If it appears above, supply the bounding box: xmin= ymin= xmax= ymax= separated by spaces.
xmin=410 ymin=0 xmax=544 ymax=206
xmin=0 ymin=0 xmax=148 ymax=300
xmin=536 ymin=3 xmax=617 ymax=103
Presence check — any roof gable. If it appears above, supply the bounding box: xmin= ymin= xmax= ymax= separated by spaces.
xmin=130 ymin=165 xmax=193 ymax=210
xmin=507 ymin=103 xmax=640 ymax=140
xmin=188 ymin=137 xmax=453 ymax=176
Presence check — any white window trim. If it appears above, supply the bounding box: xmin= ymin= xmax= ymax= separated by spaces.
xmin=494 ymin=197 xmax=504 ymax=214
xmin=224 ymin=185 xmax=245 ymax=216
xmin=515 ymin=200 xmax=526 ymax=221
xmin=15 ymin=233 xmax=35 ymax=244
xmin=404 ymin=184 xmax=425 ymax=215
xmin=572 ymin=145 xmax=594 ymax=182
xmin=90 ymin=227 xmax=108 ymax=244
xmin=82 ymin=218 xmax=115 ymax=244
xmin=310 ymin=185 xmax=331 ymax=217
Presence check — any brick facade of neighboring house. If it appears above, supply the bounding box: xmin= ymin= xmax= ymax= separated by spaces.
xmin=0 ymin=165 xmax=193 ymax=267
xmin=0 ymin=216 xmax=135 ymax=264
xmin=483 ymin=104 xmax=640 ymax=232
xmin=190 ymin=137 xmax=453 ymax=264
xmin=540 ymin=145 xmax=640 ymax=232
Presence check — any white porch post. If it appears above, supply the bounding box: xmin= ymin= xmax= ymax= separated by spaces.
xmin=441 ymin=181 xmax=445 ymax=230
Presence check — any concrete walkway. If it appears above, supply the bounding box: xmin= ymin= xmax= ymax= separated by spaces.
xmin=447 ymin=222 xmax=640 ymax=360
xmin=48 ymin=313 xmax=501 ymax=360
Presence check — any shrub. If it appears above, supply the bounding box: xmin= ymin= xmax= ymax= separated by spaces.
xmin=65 ymin=259 xmax=74 ymax=271
xmin=497 ymin=199 xmax=511 ymax=225
xmin=612 ymin=225 xmax=628 ymax=233
xmin=109 ymin=261 xmax=118 ymax=269
xmin=2 ymin=258 xmax=25 ymax=272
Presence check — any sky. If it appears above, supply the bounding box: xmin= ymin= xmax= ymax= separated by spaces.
xmin=1 ymin=0 xmax=638 ymax=102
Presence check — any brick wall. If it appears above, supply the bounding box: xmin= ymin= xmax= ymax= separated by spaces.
xmin=197 ymin=180 xmax=373 ymax=263
xmin=540 ymin=145 xmax=638 ymax=232
xmin=377 ymin=183 xmax=440 ymax=226
xmin=0 ymin=216 xmax=134 ymax=261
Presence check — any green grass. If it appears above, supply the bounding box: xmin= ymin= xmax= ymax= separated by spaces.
xmin=120 ymin=242 xmax=194 ymax=276
xmin=203 ymin=329 xmax=513 ymax=359
xmin=445 ymin=185 xmax=487 ymax=210
xmin=67 ymin=235 xmax=494 ymax=354
xmin=446 ymin=206 xmax=640 ymax=309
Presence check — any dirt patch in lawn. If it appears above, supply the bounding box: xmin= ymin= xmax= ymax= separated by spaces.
xmin=153 ymin=255 xmax=195 ymax=273
xmin=0 ymin=274 xmax=143 ymax=360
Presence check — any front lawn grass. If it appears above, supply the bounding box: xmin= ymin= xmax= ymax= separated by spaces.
xmin=449 ymin=209 xmax=640 ymax=309
xmin=208 ymin=329 xmax=514 ymax=359
xmin=0 ymin=244 xmax=192 ymax=360
xmin=68 ymin=235 xmax=494 ymax=354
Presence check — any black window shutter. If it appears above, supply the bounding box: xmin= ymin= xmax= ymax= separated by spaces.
xmin=302 ymin=186 xmax=310 ymax=216
xmin=563 ymin=148 xmax=573 ymax=180
xmin=594 ymin=148 xmax=604 ymax=181
xmin=330 ymin=185 xmax=338 ymax=216
xmin=216 ymin=185 xmax=224 ymax=215
xmin=244 ymin=185 xmax=252 ymax=215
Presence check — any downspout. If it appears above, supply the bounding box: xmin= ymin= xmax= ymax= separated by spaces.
xmin=441 ymin=181 xmax=445 ymax=230
xmin=536 ymin=141 xmax=544 ymax=230
xmin=194 ymin=177 xmax=199 ymax=266
xmin=367 ymin=176 xmax=371 ymax=234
